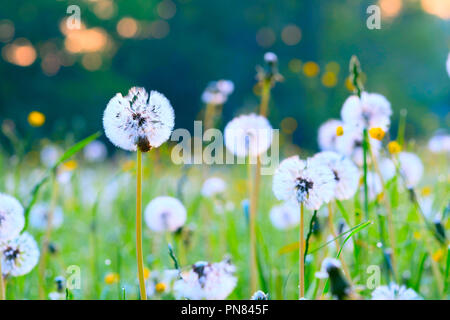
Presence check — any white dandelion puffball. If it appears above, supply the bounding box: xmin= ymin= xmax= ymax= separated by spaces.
xmin=315 ymin=257 xmax=341 ymax=279
xmin=318 ymin=119 xmax=343 ymax=151
xmin=1 ymin=232 xmax=40 ymax=277
xmin=398 ymin=152 xmax=423 ymax=188
xmin=224 ymin=113 xmax=273 ymax=158
xmin=269 ymin=201 xmax=300 ymax=230
xmin=145 ymin=196 xmax=187 ymax=232
xmin=251 ymin=290 xmax=269 ymax=300
xmin=264 ymin=52 xmax=278 ymax=63
xmin=310 ymin=151 xmax=359 ymax=200
xmin=173 ymin=259 xmax=237 ymax=300
xmin=201 ymin=80 xmax=234 ymax=105
xmin=272 ymin=155 xmax=336 ymax=210
xmin=428 ymin=133 xmax=450 ymax=153
xmin=103 ymin=87 xmax=175 ymax=152
xmin=0 ymin=193 xmax=25 ymax=241
xmin=84 ymin=140 xmax=107 ymax=162
xmin=341 ymin=91 xmax=392 ymax=130
xmin=366 ymin=171 xmax=383 ymax=200
xmin=334 ymin=125 xmax=381 ymax=166
xmin=371 ymin=283 xmax=422 ymax=300
xmin=40 ymin=145 xmax=61 ymax=167
xmin=378 ymin=157 xmax=396 ymax=182
xmin=201 ymin=177 xmax=226 ymax=197
xmin=29 ymin=203 xmax=64 ymax=231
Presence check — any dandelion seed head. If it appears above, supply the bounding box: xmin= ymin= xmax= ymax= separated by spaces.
xmin=1 ymin=232 xmax=39 ymax=277
xmin=103 ymin=87 xmax=175 ymax=152
xmin=173 ymin=258 xmax=237 ymax=300
xmin=272 ymin=156 xmax=336 ymax=210
xmin=0 ymin=193 xmax=25 ymax=241
xmin=341 ymin=92 xmax=392 ymax=130
xmin=398 ymin=152 xmax=423 ymax=188
xmin=310 ymin=151 xmax=359 ymax=200
xmin=315 ymin=257 xmax=341 ymax=279
xmin=318 ymin=119 xmax=343 ymax=151
xmin=264 ymin=52 xmax=278 ymax=64
xmin=269 ymin=201 xmax=300 ymax=230
xmin=251 ymin=290 xmax=269 ymax=300
xmin=201 ymin=177 xmax=227 ymax=197
xmin=144 ymin=196 xmax=186 ymax=232
xmin=29 ymin=203 xmax=64 ymax=231
xmin=371 ymin=283 xmax=422 ymax=300
xmin=224 ymin=113 xmax=273 ymax=158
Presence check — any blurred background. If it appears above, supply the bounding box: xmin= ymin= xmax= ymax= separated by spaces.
xmin=0 ymin=0 xmax=449 ymax=152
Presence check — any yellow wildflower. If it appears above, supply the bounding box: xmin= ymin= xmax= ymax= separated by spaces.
xmin=28 ymin=111 xmax=45 ymax=127
xmin=369 ymin=127 xmax=385 ymax=141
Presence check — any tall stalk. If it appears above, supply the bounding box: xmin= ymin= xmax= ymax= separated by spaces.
xmin=136 ymin=149 xmax=147 ymax=300
xmin=299 ymin=202 xmax=305 ymax=299
xmin=248 ymin=156 xmax=257 ymax=293
xmin=0 ymin=260 xmax=4 ymax=300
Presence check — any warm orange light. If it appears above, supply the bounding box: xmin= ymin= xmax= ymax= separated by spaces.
xmin=421 ymin=0 xmax=450 ymax=19
xmin=2 ymin=38 xmax=36 ymax=67
xmin=64 ymin=28 xmax=108 ymax=53
xmin=379 ymin=0 xmax=403 ymax=18
xmin=117 ymin=17 xmax=138 ymax=38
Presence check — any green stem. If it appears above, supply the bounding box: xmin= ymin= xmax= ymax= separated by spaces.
xmin=362 ymin=128 xmax=369 ymax=220
xmin=136 ymin=149 xmax=147 ymax=300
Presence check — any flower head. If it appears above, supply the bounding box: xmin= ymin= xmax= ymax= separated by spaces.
xmin=29 ymin=203 xmax=64 ymax=231
xmin=201 ymin=177 xmax=226 ymax=197
xmin=201 ymin=80 xmax=234 ymax=105
xmin=388 ymin=141 xmax=401 ymax=154
xmin=341 ymin=91 xmax=392 ymax=130
xmin=251 ymin=290 xmax=269 ymax=300
xmin=269 ymin=201 xmax=300 ymax=230
xmin=310 ymin=151 xmax=359 ymax=200
xmin=146 ymin=269 xmax=178 ymax=297
xmin=144 ymin=196 xmax=187 ymax=232
xmin=173 ymin=258 xmax=237 ymax=300
xmin=368 ymin=127 xmax=385 ymax=141
xmin=84 ymin=140 xmax=107 ymax=162
xmin=0 ymin=193 xmax=25 ymax=241
xmin=28 ymin=111 xmax=45 ymax=127
xmin=317 ymin=119 xmax=344 ymax=151
xmin=224 ymin=113 xmax=273 ymax=158
xmin=103 ymin=87 xmax=175 ymax=152
xmin=371 ymin=283 xmax=422 ymax=300
xmin=272 ymin=156 xmax=336 ymax=210
xmin=398 ymin=152 xmax=423 ymax=188
xmin=315 ymin=258 xmax=351 ymax=300
xmin=1 ymin=232 xmax=39 ymax=277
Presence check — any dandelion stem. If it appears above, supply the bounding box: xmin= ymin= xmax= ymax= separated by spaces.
xmin=136 ymin=149 xmax=147 ymax=300
xmin=248 ymin=156 xmax=258 ymax=294
xmin=0 ymin=261 xmax=4 ymax=300
xmin=369 ymin=146 xmax=398 ymax=279
xmin=299 ymin=202 xmax=305 ymax=299
xmin=259 ymin=80 xmax=271 ymax=117
xmin=327 ymin=202 xmax=353 ymax=284
xmin=362 ymin=128 xmax=369 ymax=221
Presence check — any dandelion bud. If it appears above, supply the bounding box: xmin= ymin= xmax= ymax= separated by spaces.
xmin=336 ymin=125 xmax=344 ymax=136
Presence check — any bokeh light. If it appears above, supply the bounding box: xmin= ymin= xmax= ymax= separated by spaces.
xmin=421 ymin=0 xmax=450 ymax=19
xmin=302 ymin=61 xmax=320 ymax=77
xmin=281 ymin=24 xmax=302 ymax=46
xmin=379 ymin=0 xmax=403 ymax=18
xmin=157 ymin=0 xmax=177 ymax=20
xmin=0 ymin=19 xmax=14 ymax=43
xmin=256 ymin=27 xmax=276 ymax=48
xmin=117 ymin=17 xmax=139 ymax=38
xmin=2 ymin=38 xmax=37 ymax=67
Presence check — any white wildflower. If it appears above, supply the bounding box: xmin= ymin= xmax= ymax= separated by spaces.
xmin=103 ymin=87 xmax=175 ymax=152
xmin=0 ymin=193 xmax=25 ymax=241
xmin=341 ymin=91 xmax=392 ymax=130
xmin=173 ymin=259 xmax=237 ymax=300
xmin=269 ymin=201 xmax=300 ymax=230
xmin=371 ymin=283 xmax=422 ymax=300
xmin=272 ymin=156 xmax=336 ymax=210
xmin=201 ymin=177 xmax=226 ymax=197
xmin=29 ymin=203 xmax=64 ymax=231
xmin=397 ymin=152 xmax=423 ymax=188
xmin=309 ymin=151 xmax=359 ymax=200
xmin=224 ymin=113 xmax=273 ymax=158
xmin=1 ymin=232 xmax=40 ymax=277
xmin=144 ymin=196 xmax=187 ymax=232
xmin=318 ymin=119 xmax=343 ymax=151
